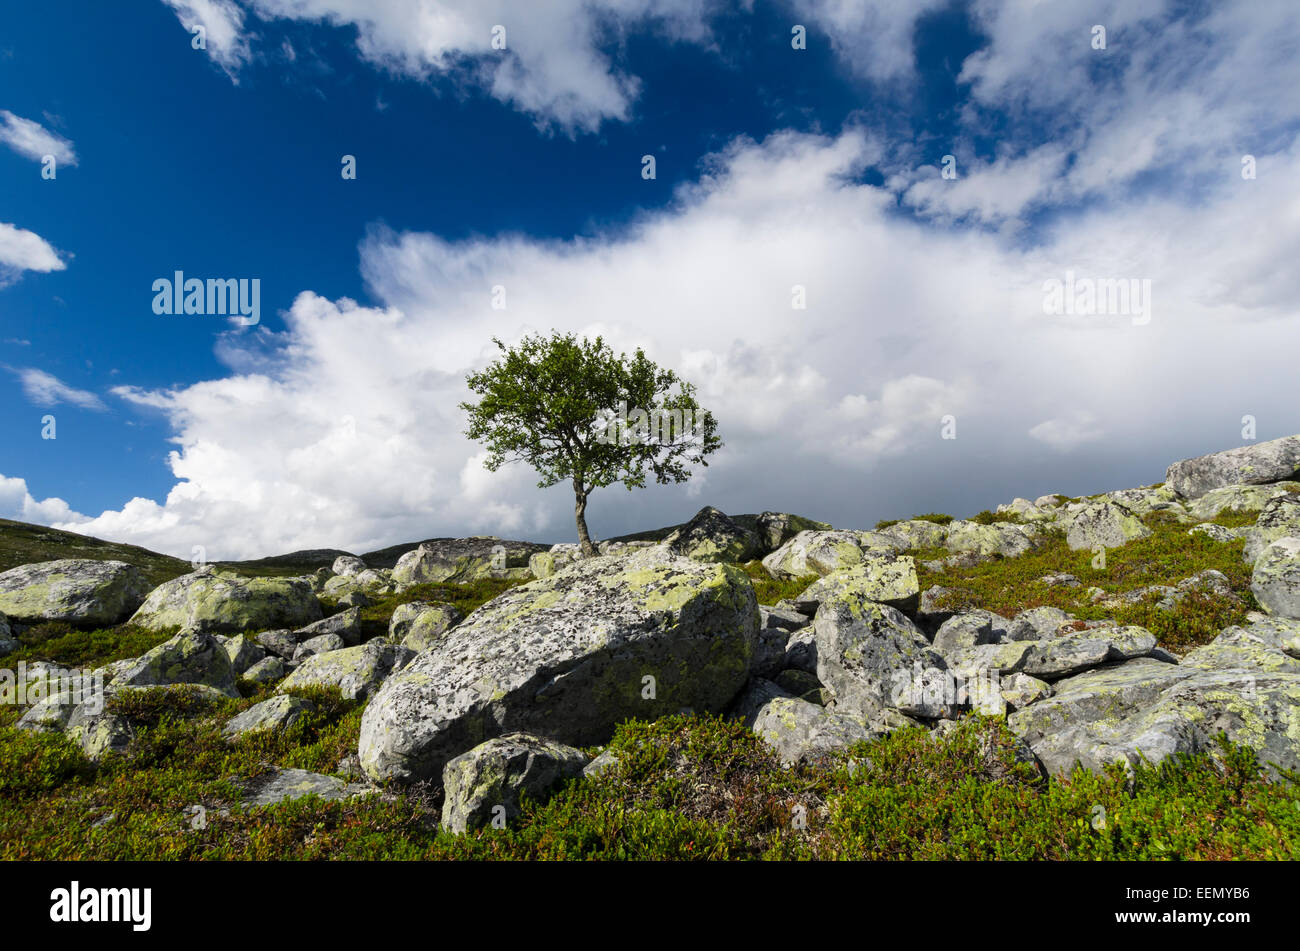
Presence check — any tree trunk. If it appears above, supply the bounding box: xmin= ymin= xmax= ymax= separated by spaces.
xmin=574 ymin=480 xmax=597 ymax=557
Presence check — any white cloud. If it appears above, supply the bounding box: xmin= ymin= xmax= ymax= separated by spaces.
xmin=796 ymin=0 xmax=951 ymax=81
xmin=0 ymin=111 xmax=76 ymax=165
xmin=13 ymin=368 xmax=107 ymax=411
xmin=34 ymin=119 xmax=1299 ymax=559
xmin=161 ymin=0 xmax=253 ymax=79
xmin=0 ymin=475 xmax=89 ymax=526
xmin=0 ymin=222 xmax=65 ymax=286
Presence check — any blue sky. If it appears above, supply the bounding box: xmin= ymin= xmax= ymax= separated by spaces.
xmin=2 ymin=0 xmax=1298 ymax=558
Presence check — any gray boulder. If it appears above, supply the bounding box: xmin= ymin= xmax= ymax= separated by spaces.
xmin=1166 ymin=435 xmax=1300 ymax=499
xmin=755 ymin=512 xmax=833 ymax=553
xmin=278 ymin=639 xmax=414 ymax=702
xmin=237 ymin=767 xmax=370 ymax=808
xmin=0 ymin=559 xmax=150 ymax=626
xmin=358 ymin=549 xmax=758 ymax=784
xmin=1251 ymin=537 xmax=1300 ymax=618
xmin=223 ymin=695 xmax=314 ymax=738
xmin=440 ymin=733 xmax=587 ymax=834
xmin=1243 ymin=494 xmax=1300 ymax=564
xmin=761 ymin=530 xmax=875 ymax=580
xmin=242 ymin=655 xmax=287 ymax=683
xmin=130 ymin=568 xmax=322 ymax=634
xmin=331 ymin=555 xmax=367 ymax=577
xmin=733 ymin=679 xmax=873 ymax=765
xmin=293 ymin=633 xmax=345 ymax=660
xmin=293 ymin=608 xmax=362 ymax=647
xmin=392 ymin=537 xmax=547 ymax=585
xmin=661 ymin=506 xmax=761 ymax=563
xmin=792 ymin=555 xmax=919 ymax=615
xmin=1064 ymin=500 xmax=1151 ymax=551
xmin=395 ymin=602 xmax=464 ymax=653
xmin=114 ymin=630 xmax=240 ymax=698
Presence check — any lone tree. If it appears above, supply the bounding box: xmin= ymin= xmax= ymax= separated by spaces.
xmin=461 ymin=332 xmax=721 ymax=557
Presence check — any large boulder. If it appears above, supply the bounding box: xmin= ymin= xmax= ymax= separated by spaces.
xmin=754 ymin=512 xmax=834 ymax=553
xmin=792 ymin=555 xmax=919 ymax=615
xmin=293 ymin=608 xmax=362 ymax=646
xmin=237 ymin=767 xmax=370 ymax=808
xmin=1102 ymin=486 xmax=1187 ymax=519
xmin=440 ymin=733 xmax=587 ymax=834
xmin=114 ymin=630 xmax=241 ymax=698
xmin=0 ymin=559 xmax=150 ymax=627
xmin=358 ymin=549 xmax=759 ymax=784
xmin=392 ymin=538 xmax=547 ymax=585
xmin=130 ymin=568 xmax=322 ymax=634
xmin=1243 ymin=494 xmax=1300 ymax=564
xmin=661 ymin=506 xmax=761 ymax=563
xmin=278 ymin=640 xmax=415 ymax=702
xmin=1064 ymin=500 xmax=1152 ymax=551
xmin=761 ymin=530 xmax=881 ymax=580
xmin=1188 ymin=483 xmax=1300 ymax=521
xmin=878 ymin=519 xmax=950 ymax=550
xmin=732 ymin=679 xmax=873 ymax=765
xmin=1251 ymin=537 xmax=1300 ymax=619
xmin=944 ymin=521 xmax=1037 ymax=558
xmin=389 ymin=601 xmax=463 ymax=651
xmin=814 ymin=598 xmax=954 ymax=721
xmin=223 ymin=695 xmax=313 ymax=739
xmin=1166 ymin=435 xmax=1300 ymax=499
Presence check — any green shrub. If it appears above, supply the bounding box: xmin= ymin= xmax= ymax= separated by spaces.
xmin=0 ymin=728 xmax=90 ymax=797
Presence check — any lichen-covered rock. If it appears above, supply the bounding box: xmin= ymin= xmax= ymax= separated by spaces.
xmin=1000 ymin=672 xmax=1052 ymax=710
xmin=221 ymin=634 xmax=266 ymax=676
xmin=279 ymin=639 xmax=415 ymax=702
xmin=389 ymin=601 xmax=463 ymax=650
xmin=941 ymin=641 xmax=1035 ymax=677
xmin=529 ymin=549 xmax=579 ymax=580
xmin=1181 ymin=626 xmax=1300 ymax=674
xmin=0 ymin=559 xmax=150 ymax=626
xmin=1251 ymin=537 xmax=1300 ymax=619
xmin=761 ymin=530 xmax=873 ymax=580
xmin=1064 ymin=500 xmax=1152 ymax=551
xmin=223 ymin=695 xmax=313 ymax=738
xmin=1243 ymin=494 xmax=1300 ymax=564
xmin=1188 ymin=522 xmax=1249 ymax=543
xmin=392 ymin=537 xmax=547 ymax=585
xmin=814 ymin=598 xmax=954 ymax=720
xmin=772 ymin=668 xmax=828 ymax=704
xmin=130 ymin=568 xmax=322 ymax=634
xmin=255 ymin=629 xmax=299 ymax=660
xmin=661 ymin=506 xmax=762 ymax=563
xmin=359 ymin=549 xmax=759 ymax=784
xmin=17 ymin=686 xmax=83 ymax=733
xmin=294 ymin=607 xmax=363 ymax=647
xmin=331 ymin=555 xmax=367 ymax=577
xmin=792 ymin=555 xmax=919 ymax=615
xmin=1166 ymin=434 xmax=1300 ymax=499
xmin=236 ymin=767 xmax=370 ymax=808
xmin=755 ymin=512 xmax=833 ymax=553
xmin=878 ymin=519 xmax=950 ymax=550
xmin=114 ymin=630 xmax=240 ymax=698
xmin=1012 ymin=662 xmax=1300 ymax=777
xmin=1104 ymin=485 xmax=1188 ymax=519
xmin=944 ymin=520 xmax=1036 ymax=558
xmin=1188 ymin=482 xmax=1300 ymax=521
xmin=932 ymin=612 xmax=994 ymax=654
xmin=1021 ymin=626 xmax=1157 ymax=679
xmin=733 ymin=679 xmax=873 ymax=765
xmin=242 ymin=655 xmax=287 ymax=683
xmin=293 ymin=633 xmax=345 ymax=660
xmin=440 ymin=733 xmax=587 ymax=834
xmin=322 ymin=568 xmax=398 ymax=599
xmin=1007 ymin=606 xmax=1076 ymax=641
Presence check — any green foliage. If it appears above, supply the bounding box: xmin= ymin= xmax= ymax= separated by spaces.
xmin=970 ymin=509 xmax=1023 ymax=525
xmin=0 ymin=518 xmax=192 ymax=588
xmin=738 ymin=560 xmax=818 ymax=605
xmin=0 ymin=728 xmax=91 ymax=797
xmin=3 ymin=623 xmax=177 ymax=673
xmin=916 ymin=518 xmax=1257 ymax=652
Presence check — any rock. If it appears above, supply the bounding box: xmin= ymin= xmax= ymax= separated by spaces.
xmin=1000 ymin=672 xmax=1052 ymax=710
xmin=66 ymin=702 xmax=136 ymax=760
xmin=529 ymin=550 xmax=579 ymax=580
xmin=0 ymin=559 xmax=150 ymax=627
xmin=792 ymin=555 xmax=919 ymax=615
xmin=337 ymin=590 xmax=371 ymax=609
xmin=932 ymin=612 xmax=994 ymax=653
xmin=783 ymin=629 xmax=818 ymax=673
xmin=1251 ymin=537 xmax=1300 ymax=618
xmin=237 ymin=767 xmax=370 ymax=808
xmin=322 ymin=569 xmax=398 ymax=599
xmin=1166 ymin=434 xmax=1300 ymax=499
xmin=759 ymin=604 xmax=811 ymax=632
xmin=998 ymin=497 xmax=1056 ymax=521
xmin=293 ymin=633 xmax=345 ymax=660
xmin=1039 ymin=573 xmax=1082 ymax=588
xmin=242 ymin=656 xmax=287 ymax=683
xmin=582 ymin=749 xmax=619 ymax=779
xmin=223 ymin=695 xmax=314 ymax=738
xmin=1021 ymin=626 xmax=1157 ymax=680
xmin=17 ymin=686 xmax=83 ymax=733
xmin=1007 ymin=606 xmax=1075 ymax=641
xmin=752 ymin=626 xmax=791 ymax=680
xmin=734 ymin=679 xmax=874 ymax=765
xmin=1189 ymin=522 xmax=1248 ymax=543
xmin=331 ymin=555 xmax=367 ymax=577
xmin=944 ymin=520 xmax=1036 ymax=558
xmin=221 ymin=634 xmax=266 ymax=676
xmin=293 ymin=608 xmax=363 ymax=647
xmin=255 ymin=629 xmax=299 ymax=660
xmin=878 ymin=519 xmax=950 ymax=550
xmin=661 ymin=506 xmax=762 ymax=563
xmin=392 ymin=537 xmax=547 ymax=585
xmin=1238 ymin=613 xmax=1300 ymax=657
xmin=114 ymin=630 xmax=240 ymax=698
xmin=1012 ymin=661 xmax=1300 ymax=777
xmin=130 ymin=568 xmax=322 ymax=634
xmin=1064 ymin=500 xmax=1152 ymax=551
xmin=1188 ymin=482 xmax=1300 ymax=520
xmin=814 ymin=598 xmax=955 ymax=720
xmin=761 ymin=530 xmax=873 ymax=580
xmin=941 ymin=641 xmax=1035 ymax=677
xmin=1034 ymin=494 xmax=1066 ymax=509
xmin=772 ymin=668 xmax=828 ymax=704
xmin=1103 ymin=485 xmax=1187 ymax=519
xmin=358 ymin=549 xmax=759 ymax=784
xmin=279 ymin=640 xmax=415 ymax=702
xmin=1243 ymin=494 xmax=1300 ymax=564
xmin=916 ymin=585 xmax=962 ymax=630
xmin=755 ymin=512 xmax=833 ymax=553
xmin=397 ymin=603 xmax=465 ymax=653
xmin=1181 ymin=627 xmax=1300 ymax=674
xmin=440 ymin=733 xmax=587 ymax=833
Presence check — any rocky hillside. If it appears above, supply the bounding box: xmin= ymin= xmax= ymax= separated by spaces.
xmin=2 ymin=435 xmax=1299 ymax=860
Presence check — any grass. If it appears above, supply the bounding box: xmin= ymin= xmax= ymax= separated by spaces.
xmin=0 ymin=518 xmax=192 ymax=590
xmin=738 ymin=560 xmax=819 ymax=605
xmin=915 ymin=517 xmax=1258 ymax=653
xmin=2 ymin=712 xmax=1295 ymax=860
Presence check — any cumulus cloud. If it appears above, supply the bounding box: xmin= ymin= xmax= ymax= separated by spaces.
xmin=0 ymin=222 xmax=65 ymax=286
xmin=41 ymin=116 xmax=1300 ymax=559
xmin=161 ymin=0 xmax=253 ymax=79
xmin=0 ymin=475 xmax=89 ymax=526
xmin=0 ymin=111 xmax=77 ymax=165
xmin=12 ymin=368 xmax=108 ymax=411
